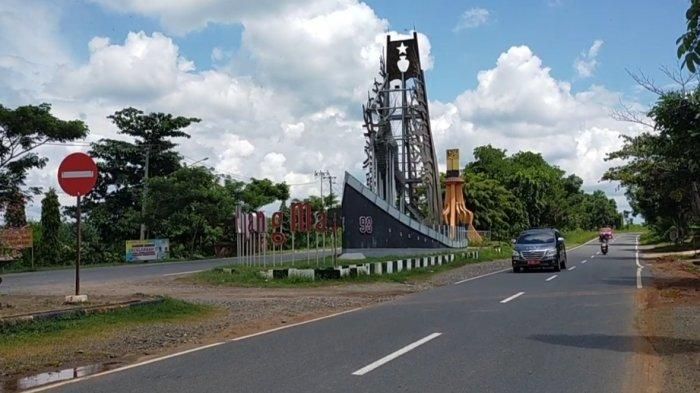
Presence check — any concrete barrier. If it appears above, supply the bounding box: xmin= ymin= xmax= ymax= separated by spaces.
xmin=256 ymin=250 xmax=482 ymax=281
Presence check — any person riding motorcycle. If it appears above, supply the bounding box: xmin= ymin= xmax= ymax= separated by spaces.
xmin=598 ymin=226 xmax=612 ymax=255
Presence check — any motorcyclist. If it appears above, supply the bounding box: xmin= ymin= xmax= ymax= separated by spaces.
xmin=598 ymin=226 xmax=611 ymax=254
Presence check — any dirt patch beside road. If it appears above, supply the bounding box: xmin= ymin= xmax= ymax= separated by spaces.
xmin=626 ymin=255 xmax=700 ymax=393
xmin=1 ymin=258 xmax=510 ymax=389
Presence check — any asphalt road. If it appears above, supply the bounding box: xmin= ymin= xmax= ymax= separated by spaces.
xmin=0 ymin=249 xmax=334 ymax=294
xmin=31 ymin=234 xmax=646 ymax=393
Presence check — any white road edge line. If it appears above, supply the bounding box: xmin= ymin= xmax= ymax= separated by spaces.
xmin=568 ymin=266 xmax=577 ymax=271
xmin=162 ymin=270 xmax=204 ymax=277
xmin=24 ymin=307 xmax=364 ymax=393
xmin=500 ymin=291 xmax=525 ymax=304
xmin=636 ymin=235 xmax=643 ymax=289
xmin=545 ymin=275 xmax=558 ymax=282
xmin=454 ymin=268 xmax=511 ymax=285
xmin=352 ymin=333 xmax=442 ymax=376
xmin=567 ymin=237 xmax=599 ymax=251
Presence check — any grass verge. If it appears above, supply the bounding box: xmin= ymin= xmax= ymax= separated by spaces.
xmin=561 ymin=230 xmax=598 ymax=247
xmin=645 ymin=242 xmax=699 ymax=253
xmin=189 ymin=247 xmax=512 ymax=288
xmin=0 ymin=298 xmax=215 ymax=372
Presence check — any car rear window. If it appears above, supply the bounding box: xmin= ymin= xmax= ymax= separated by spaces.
xmin=517 ymin=233 xmax=555 ymax=244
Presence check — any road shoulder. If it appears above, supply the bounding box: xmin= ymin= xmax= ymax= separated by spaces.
xmin=625 ymin=250 xmax=700 ymax=393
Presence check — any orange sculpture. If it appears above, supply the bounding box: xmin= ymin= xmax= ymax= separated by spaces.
xmin=442 ymin=149 xmax=482 ymax=243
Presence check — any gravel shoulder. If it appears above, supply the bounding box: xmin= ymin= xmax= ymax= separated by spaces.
xmin=0 ymin=258 xmax=510 ymax=389
xmin=626 ymin=252 xmax=700 ymax=393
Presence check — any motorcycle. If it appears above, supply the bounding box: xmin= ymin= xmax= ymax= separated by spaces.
xmin=600 ymin=239 xmax=609 ymax=255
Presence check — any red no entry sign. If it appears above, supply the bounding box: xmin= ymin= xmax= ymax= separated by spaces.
xmin=57 ymin=152 xmax=98 ymax=197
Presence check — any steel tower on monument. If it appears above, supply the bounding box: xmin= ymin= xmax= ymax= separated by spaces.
xmin=362 ymin=32 xmax=442 ymax=225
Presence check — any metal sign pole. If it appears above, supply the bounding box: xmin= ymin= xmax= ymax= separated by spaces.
xmin=75 ymin=195 xmax=81 ymax=296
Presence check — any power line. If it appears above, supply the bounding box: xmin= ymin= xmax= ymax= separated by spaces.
xmin=44 ymin=142 xmax=91 ymax=147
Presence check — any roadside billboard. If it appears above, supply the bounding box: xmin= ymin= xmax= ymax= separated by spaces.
xmin=125 ymin=239 xmax=169 ymax=262
xmin=0 ymin=226 xmax=33 ymax=250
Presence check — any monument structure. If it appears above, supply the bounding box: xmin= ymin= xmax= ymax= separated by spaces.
xmin=442 ymin=149 xmax=482 ymax=243
xmin=342 ymin=33 xmax=468 ymax=253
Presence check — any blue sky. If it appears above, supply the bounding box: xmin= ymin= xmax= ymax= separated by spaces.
xmin=54 ymin=0 xmax=688 ymax=103
xmin=0 ymin=0 xmax=691 ymax=217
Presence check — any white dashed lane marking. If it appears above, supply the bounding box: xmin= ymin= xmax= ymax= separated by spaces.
xmin=545 ymin=275 xmax=558 ymax=282
xmin=568 ymin=266 xmax=577 ymax=271
xmin=352 ymin=333 xmax=443 ymax=376
xmin=500 ymin=292 xmax=525 ymax=304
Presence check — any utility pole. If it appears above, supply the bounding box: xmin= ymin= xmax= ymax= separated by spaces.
xmin=140 ymin=145 xmax=150 ymax=240
xmin=326 ymin=174 xmax=337 ymax=265
xmin=326 ymin=174 xmax=336 ymax=209
xmin=315 ymin=170 xmax=331 ymax=264
xmin=314 ymin=170 xmax=328 ymax=210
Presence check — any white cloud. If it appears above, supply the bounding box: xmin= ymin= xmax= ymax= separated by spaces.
xmin=11 ymin=16 xmax=381 ymax=209
xmin=50 ymin=32 xmax=195 ymax=101
xmin=430 ymin=45 xmax=642 ymax=212
xmin=240 ymin=1 xmax=388 ymax=109
xmin=3 ymin=1 xmax=636 ymax=219
xmin=215 ymin=135 xmax=255 ymax=175
xmin=574 ymin=39 xmax=604 ymax=78
xmin=0 ymin=0 xmax=71 ymax=105
xmin=282 ymin=122 xmax=305 ymax=140
xmin=453 ymin=7 xmax=490 ymax=32
xmin=91 ymin=0 xmax=328 ymax=35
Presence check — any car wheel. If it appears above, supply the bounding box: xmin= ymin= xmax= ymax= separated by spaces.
xmin=513 ymin=266 xmax=520 ymax=273
xmin=560 ymin=257 xmax=567 ymax=270
xmin=553 ymin=262 xmax=561 ymax=272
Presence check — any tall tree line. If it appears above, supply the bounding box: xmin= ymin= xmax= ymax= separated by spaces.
xmin=1 ymin=104 xmax=290 ymax=267
xmin=464 ymin=145 xmax=621 ymax=240
xmin=603 ymin=1 xmax=700 ymax=242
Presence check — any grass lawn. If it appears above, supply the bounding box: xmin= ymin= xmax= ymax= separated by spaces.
xmin=190 ymin=247 xmax=513 ymax=288
xmin=0 ymin=298 xmax=215 ymax=371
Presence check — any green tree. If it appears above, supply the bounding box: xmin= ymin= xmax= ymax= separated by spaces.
xmin=39 ymin=188 xmax=61 ymax=264
xmin=240 ymin=178 xmax=290 ymax=210
xmin=0 ymin=103 xmax=88 ymax=207
xmin=146 ymin=166 xmax=231 ymax=256
xmin=145 ymin=167 xmax=290 ymax=257
xmin=465 ymin=145 xmax=620 ymax=233
xmin=605 ymin=88 xmax=700 ymax=239
xmin=677 ymin=0 xmax=700 ymax=72
xmin=3 ymin=189 xmax=27 ymax=227
xmin=463 ymin=173 xmax=528 ymax=239
xmin=84 ymin=108 xmax=200 ymax=248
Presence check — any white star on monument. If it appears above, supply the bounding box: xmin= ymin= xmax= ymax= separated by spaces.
xmin=397 ymin=42 xmax=408 ymax=54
